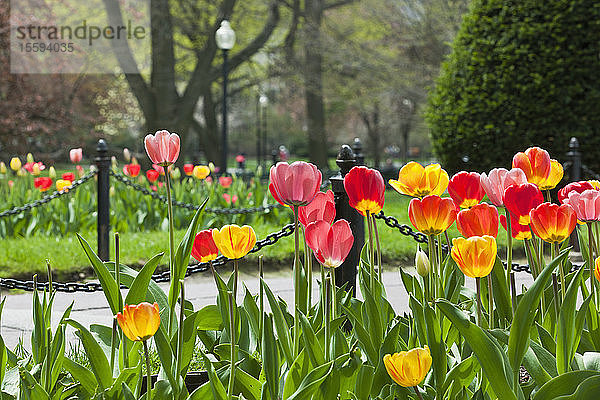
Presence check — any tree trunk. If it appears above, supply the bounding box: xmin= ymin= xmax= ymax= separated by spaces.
xmin=303 ymin=0 xmax=329 ymax=170
xmin=201 ymin=86 xmax=222 ymax=165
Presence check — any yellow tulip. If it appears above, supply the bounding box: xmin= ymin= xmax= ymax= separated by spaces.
xmin=10 ymin=157 xmax=21 ymax=171
xmin=538 ymin=159 xmax=563 ymax=190
xmin=589 ymin=180 xmax=600 ymax=190
xmin=383 ymin=347 xmax=432 ymax=387
xmin=116 ymin=302 xmax=161 ymax=342
xmin=193 ymin=165 xmax=210 ymax=180
xmin=26 ymin=152 xmax=34 ymax=164
xmin=32 ymin=163 xmax=40 ymax=176
xmin=0 ymin=162 xmax=6 ymax=174
xmin=389 ymin=162 xmax=449 ymax=198
xmin=56 ymin=179 xmax=72 ymax=192
xmin=212 ymin=225 xmax=257 ymax=259
xmin=451 ymin=235 xmax=497 ymax=278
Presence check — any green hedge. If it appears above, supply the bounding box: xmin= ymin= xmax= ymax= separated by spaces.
xmin=426 ymin=0 xmax=600 ymax=174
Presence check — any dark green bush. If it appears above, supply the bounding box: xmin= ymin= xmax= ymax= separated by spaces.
xmin=426 ymin=0 xmax=600 ymax=174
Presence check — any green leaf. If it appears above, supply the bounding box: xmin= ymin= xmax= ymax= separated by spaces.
xmin=533 ymin=371 xmax=600 ymax=400
xmin=437 ymin=299 xmax=517 ymax=400
xmin=124 ymin=252 xmax=164 ymax=305
xmin=66 ymin=319 xmax=112 ymax=391
xmin=262 ymin=314 xmax=280 ymax=400
xmin=508 ymin=250 xmax=569 ymax=375
xmin=196 ymin=304 xmax=224 ymax=331
xmin=556 ymin=266 xmax=585 ymax=374
xmin=424 ymin=303 xmax=447 ymax=394
xmin=441 ymin=355 xmax=478 ymax=397
xmin=77 ymin=234 xmax=119 ymax=315
xmin=63 ymin=358 xmax=97 ymax=396
xmin=199 ymin=347 xmax=228 ymax=400
xmin=299 ymin=311 xmax=325 ymax=367
xmin=490 ymin=256 xmax=512 ymax=321
xmin=354 ymin=364 xmax=375 ymax=400
xmin=285 ymin=361 xmax=333 ymax=400
xmin=261 ymin=278 xmax=293 ymax=366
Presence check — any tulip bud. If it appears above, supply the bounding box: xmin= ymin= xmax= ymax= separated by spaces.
xmin=48 ymin=166 xmax=57 ymax=179
xmin=27 ymin=153 xmax=34 ymax=164
xmin=131 ymin=157 xmax=138 ymax=165
xmin=32 ymin=163 xmax=40 ymax=176
xmin=10 ymin=157 xmax=21 ymax=171
xmin=123 ymin=148 xmax=131 ymax=162
xmin=415 ymin=248 xmax=430 ymax=277
xmin=208 ymin=162 xmax=215 ymax=172
xmin=170 ymin=166 xmax=181 ymax=180
xmin=8 ymin=180 xmax=14 ymax=189
xmin=17 ymin=168 xmax=26 ymax=177
xmin=111 ymin=156 xmax=118 ymax=170
xmin=110 ymin=186 xmax=116 ymax=196
xmin=0 ymin=162 xmax=6 ymax=174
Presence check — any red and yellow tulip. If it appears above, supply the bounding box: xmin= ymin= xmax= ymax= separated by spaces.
xmin=456 ymin=202 xmax=499 ymax=238
xmin=343 ymin=166 xmax=385 ymax=216
xmin=529 ymin=203 xmax=576 ymax=243
xmin=512 ymin=147 xmax=551 ymax=186
xmin=116 ymin=302 xmax=161 ymax=342
xmin=212 ymin=225 xmax=257 ymax=259
xmin=451 ymin=235 xmax=497 ymax=278
xmin=408 ymin=195 xmax=457 ymax=235
xmin=448 ymin=171 xmax=485 ymax=209
xmin=383 ymin=347 xmax=432 ymax=388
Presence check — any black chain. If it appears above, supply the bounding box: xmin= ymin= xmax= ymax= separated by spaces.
xmin=0 ymin=171 xmax=96 ymax=218
xmin=582 ymin=164 xmax=600 ymax=180
xmin=109 ymin=171 xmax=283 ymax=215
xmin=373 ymin=211 xmax=530 ymax=273
xmin=0 ymin=223 xmax=295 ymax=292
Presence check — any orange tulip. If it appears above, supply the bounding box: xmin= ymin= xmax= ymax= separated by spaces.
xmin=456 ymin=202 xmax=499 ymax=238
xmin=595 ymin=257 xmax=600 ymax=283
xmin=451 ymin=236 xmax=497 ymax=278
xmin=116 ymin=302 xmax=161 ymax=342
xmin=538 ymin=160 xmax=563 ymax=191
xmin=212 ymin=225 xmax=257 ymax=259
xmin=408 ymin=195 xmax=457 ymax=235
xmin=389 ymin=162 xmax=449 ymax=198
xmin=383 ymin=347 xmax=432 ymax=388
xmin=512 ymin=147 xmax=551 ymax=186
xmin=529 ymin=203 xmax=576 ymax=243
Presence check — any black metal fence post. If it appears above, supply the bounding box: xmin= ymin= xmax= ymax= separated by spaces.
xmin=352 ymin=137 xmax=364 ymax=166
xmin=567 ymin=137 xmax=581 ymax=181
xmin=96 ymin=139 xmax=110 ymax=261
xmin=567 ymin=137 xmax=581 ymax=252
xmin=331 ymin=145 xmax=365 ymax=295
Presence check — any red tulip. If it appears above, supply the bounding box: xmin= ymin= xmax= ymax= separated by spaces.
xmin=123 ymin=164 xmax=141 ymax=178
xmin=456 ymin=202 xmax=499 ymax=238
xmin=70 ymin=148 xmax=83 ymax=164
xmin=562 ymin=189 xmax=600 ymax=222
xmin=408 ymin=195 xmax=458 ymax=235
xmin=503 ymin=183 xmax=544 ymax=225
xmin=480 ymin=168 xmax=527 ymax=207
xmin=219 ymin=176 xmax=233 ymax=188
xmin=236 ymin=154 xmax=246 ymax=163
xmin=500 ymin=214 xmax=532 ymax=240
xmin=183 ymin=163 xmax=194 ymax=176
xmin=191 ymin=230 xmax=219 ymax=263
xmin=269 ymin=161 xmax=322 ymax=207
xmin=529 ymin=203 xmax=577 ymax=243
xmin=146 ymin=169 xmax=160 ymax=183
xmin=62 ymin=172 xmax=75 ymax=181
xmin=34 ymin=177 xmax=53 ymax=192
xmin=298 ymin=190 xmax=336 ymax=227
xmin=558 ymin=181 xmax=594 ymax=204
xmin=144 ymin=130 xmax=180 ymax=166
xmin=305 ymin=219 xmax=354 ymax=268
xmin=512 ymin=147 xmax=551 ymax=186
xmin=343 ymin=166 xmax=385 ymax=216
xmin=223 ymin=193 xmax=238 ymax=204
xmin=76 ymin=165 xmax=85 ymax=178
xmin=448 ymin=171 xmax=485 ymax=209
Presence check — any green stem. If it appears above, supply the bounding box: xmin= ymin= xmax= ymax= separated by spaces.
xmin=428 ymin=235 xmax=437 ymax=300
xmin=437 ymin=234 xmax=443 ymax=297
xmin=413 ymin=386 xmax=424 ymax=400
xmin=487 ymin=274 xmax=494 ymax=329
xmin=143 ymin=340 xmax=152 ymax=400
xmin=552 ymin=273 xmax=560 ymax=321
xmin=165 ymin=171 xmax=176 ymax=335
xmin=176 ymin=280 xmax=185 ymax=377
xmin=320 ymin=265 xmax=326 ymax=322
xmin=588 ymin=223 xmax=595 ymax=303
xmin=367 ymin=211 xmax=375 ymax=290
xmin=476 ymin=277 xmax=483 ymax=327
xmin=304 ymin=233 xmax=312 ymax=312
xmin=505 ymin=208 xmax=513 ymax=305
xmin=259 ymin=256 xmax=264 ymax=352
xmin=554 ymin=242 xmax=566 ymax=298
xmin=324 ymin=274 xmax=331 ymax=362
xmin=110 ymin=317 xmax=117 ymax=375
xmin=293 ymin=206 xmax=300 ymax=358
xmin=227 ymin=291 xmax=236 ymax=400
xmin=373 ymin=217 xmax=382 ymax=282
xmin=330 ymin=268 xmax=336 ymax=320
xmin=233 ymin=259 xmax=239 ymax=306
xmin=510 ymin=272 xmax=517 ymax=317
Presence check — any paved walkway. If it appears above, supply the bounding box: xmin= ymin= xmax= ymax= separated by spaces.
xmin=0 ymin=267 xmax=534 ymax=350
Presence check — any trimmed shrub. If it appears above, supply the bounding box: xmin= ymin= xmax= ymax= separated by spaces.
xmin=426 ymin=0 xmax=600 ymax=174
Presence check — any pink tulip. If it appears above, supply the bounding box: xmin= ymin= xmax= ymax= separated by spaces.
xmin=144 ymin=130 xmax=180 ymax=166
xmin=305 ymin=219 xmax=354 ymax=268
xmin=269 ymin=161 xmax=322 ymax=207
xmin=480 ymin=168 xmax=528 ymax=207
xmin=70 ymin=148 xmax=83 ymax=164
xmin=562 ymin=189 xmax=600 ymax=222
xmin=298 ymin=190 xmax=336 ymax=227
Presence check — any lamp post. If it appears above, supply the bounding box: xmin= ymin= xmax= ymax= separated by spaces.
xmin=259 ymin=94 xmax=268 ymax=168
xmin=215 ymin=20 xmax=236 ymax=174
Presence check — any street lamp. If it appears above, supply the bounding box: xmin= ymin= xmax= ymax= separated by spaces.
xmin=259 ymin=94 xmax=268 ymax=168
xmin=215 ymin=20 xmax=236 ymax=174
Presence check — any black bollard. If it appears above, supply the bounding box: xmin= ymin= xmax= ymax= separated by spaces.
xmin=352 ymin=137 xmax=365 ymax=166
xmin=566 ymin=137 xmax=581 ymax=252
xmin=96 ymin=139 xmax=111 ymax=261
xmin=331 ymin=145 xmax=365 ymax=295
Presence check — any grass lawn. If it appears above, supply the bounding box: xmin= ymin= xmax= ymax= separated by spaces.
xmin=0 ymin=190 xmax=524 ymax=281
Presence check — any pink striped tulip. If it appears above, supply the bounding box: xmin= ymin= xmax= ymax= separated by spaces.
xmin=480 ymin=168 xmax=528 ymax=207
xmin=144 ymin=130 xmax=180 ymax=166
xmin=299 ymin=190 xmax=336 ymax=227
xmin=269 ymin=161 xmax=322 ymax=207
xmin=305 ymin=219 xmax=354 ymax=268
xmin=562 ymin=189 xmax=600 ymax=222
